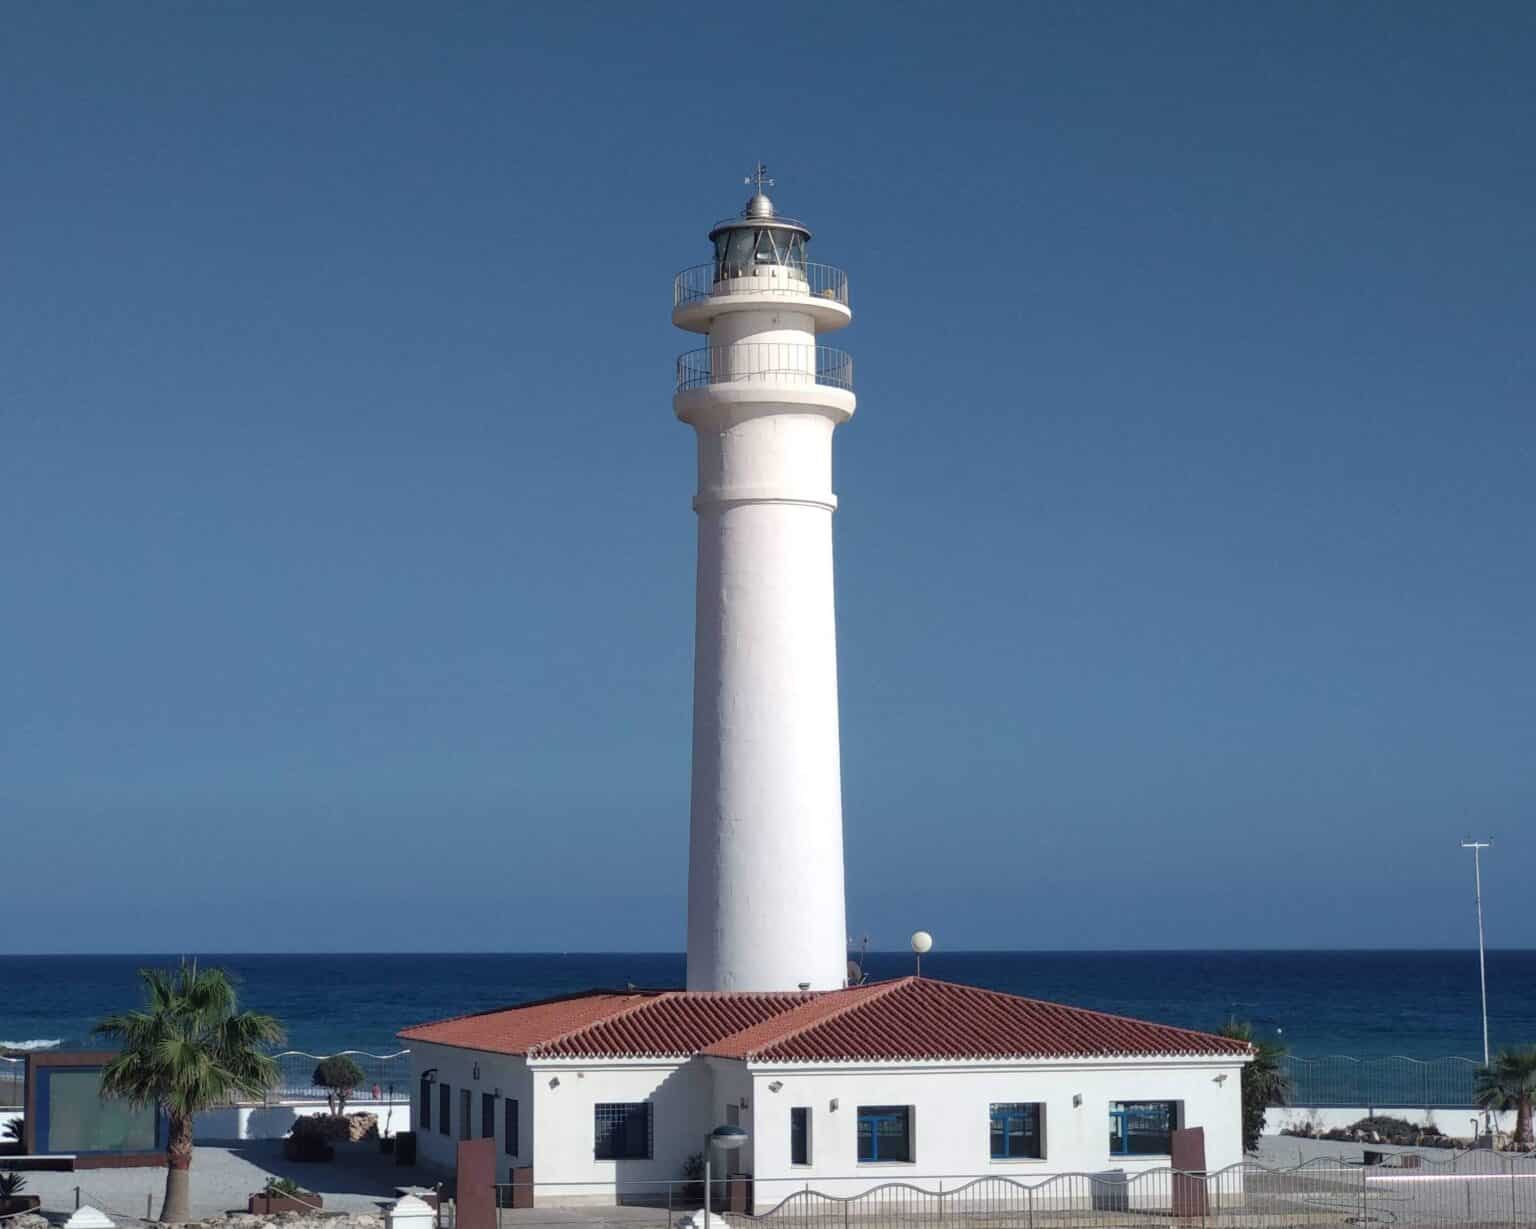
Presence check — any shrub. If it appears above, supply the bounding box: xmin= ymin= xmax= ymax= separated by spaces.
xmin=1 ymin=1121 xmax=21 ymax=1142
xmin=267 ymin=1178 xmax=309 ymax=1197
xmin=312 ymin=1055 xmax=368 ymax=1117
xmin=0 ymin=1173 xmax=27 ymax=1198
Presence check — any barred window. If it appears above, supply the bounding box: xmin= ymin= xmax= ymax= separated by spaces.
xmin=438 ymin=1084 xmax=450 ymax=1137
xmin=505 ymin=1099 xmax=519 ymax=1157
xmin=419 ymin=1076 xmax=432 ymax=1132
xmin=594 ymin=1102 xmax=652 ymax=1160
xmin=1109 ymin=1101 xmax=1178 ymax=1156
xmin=482 ymin=1092 xmax=496 ymax=1140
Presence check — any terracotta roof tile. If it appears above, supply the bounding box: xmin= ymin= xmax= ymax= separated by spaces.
xmin=724 ymin=978 xmax=1251 ymax=1062
xmin=533 ymin=991 xmax=815 ymax=1059
xmin=397 ymin=979 xmax=1250 ymax=1063
xmin=397 ymin=991 xmax=654 ymax=1055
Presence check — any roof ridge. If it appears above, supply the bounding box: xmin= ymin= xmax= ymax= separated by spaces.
xmin=734 ymin=977 xmax=911 ymax=1059
xmin=526 ymin=989 xmax=682 ymax=1057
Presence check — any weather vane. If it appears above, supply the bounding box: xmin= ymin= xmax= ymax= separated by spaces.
xmin=745 ymin=162 xmax=774 ymax=193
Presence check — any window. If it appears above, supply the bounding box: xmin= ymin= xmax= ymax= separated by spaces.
xmin=856 ymin=1106 xmax=912 ymax=1163
xmin=482 ymin=1093 xmax=496 ymax=1140
xmin=419 ymin=1077 xmax=432 ymax=1132
xmin=505 ymin=1099 xmax=519 ymax=1157
xmin=790 ymin=1107 xmax=810 ymax=1166
xmin=990 ymin=1103 xmax=1044 ymax=1159
xmin=594 ymin=1102 xmax=652 ymax=1160
xmin=438 ymin=1084 xmax=451 ymax=1136
xmin=1109 ymin=1101 xmax=1178 ymax=1156
xmin=460 ymin=1088 xmax=472 ymax=1141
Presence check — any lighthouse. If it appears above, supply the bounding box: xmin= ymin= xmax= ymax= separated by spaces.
xmin=674 ymin=167 xmax=854 ymax=992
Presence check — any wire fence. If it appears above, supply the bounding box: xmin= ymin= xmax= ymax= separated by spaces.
xmin=493 ymin=1152 xmax=1536 ymax=1229
xmin=1280 ymin=1057 xmax=1483 ymax=1109
xmin=261 ymin=1050 xmax=413 ymax=1104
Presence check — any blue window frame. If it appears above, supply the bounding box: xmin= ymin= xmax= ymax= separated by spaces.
xmin=419 ymin=1076 xmax=432 ymax=1132
xmin=856 ymin=1105 xmax=912 ymax=1163
xmin=990 ymin=1102 xmax=1043 ymax=1159
xmin=438 ymin=1083 xmax=451 ymax=1136
xmin=1109 ymin=1101 xmax=1177 ymax=1156
xmin=594 ymin=1102 xmax=652 ymax=1160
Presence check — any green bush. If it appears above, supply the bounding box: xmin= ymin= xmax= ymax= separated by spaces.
xmin=312 ymin=1055 xmax=368 ymax=1116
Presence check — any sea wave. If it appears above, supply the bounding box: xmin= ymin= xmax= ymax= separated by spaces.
xmin=0 ymin=1039 xmax=62 ymax=1052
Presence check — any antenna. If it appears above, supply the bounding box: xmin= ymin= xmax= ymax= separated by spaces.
xmin=745 ymin=162 xmax=774 ymax=194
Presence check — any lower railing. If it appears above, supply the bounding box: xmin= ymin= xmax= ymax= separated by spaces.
xmin=676 ymin=344 xmax=854 ymax=393
xmin=494 ymin=1153 xmax=1536 ymax=1229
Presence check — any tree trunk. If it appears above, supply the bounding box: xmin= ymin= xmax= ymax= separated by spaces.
xmin=1517 ymin=1099 xmax=1533 ymax=1148
xmin=160 ymin=1112 xmax=194 ymax=1223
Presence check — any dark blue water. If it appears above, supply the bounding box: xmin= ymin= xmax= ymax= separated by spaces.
xmin=3 ymin=951 xmax=1532 ymax=1058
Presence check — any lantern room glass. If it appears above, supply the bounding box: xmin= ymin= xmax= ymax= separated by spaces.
xmin=714 ymin=227 xmax=809 ymax=280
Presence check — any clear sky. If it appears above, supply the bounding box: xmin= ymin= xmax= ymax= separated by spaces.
xmin=5 ymin=2 xmax=1532 ymax=954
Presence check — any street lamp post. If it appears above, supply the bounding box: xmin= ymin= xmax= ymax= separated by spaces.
xmin=1461 ymin=839 xmax=1492 ymax=1139
xmin=703 ymin=1123 xmax=748 ymax=1229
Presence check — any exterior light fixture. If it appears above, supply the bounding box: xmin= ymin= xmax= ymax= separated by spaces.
xmin=473 ymin=1062 xmax=481 ymax=1081
xmin=830 ymin=1098 xmax=839 ymax=1112
xmin=1072 ymin=1094 xmax=1082 ymax=1108
xmin=548 ymin=1077 xmax=560 ymax=1089
xmin=768 ymin=1081 xmax=783 ymax=1093
xmin=422 ymin=1069 xmax=438 ymax=1083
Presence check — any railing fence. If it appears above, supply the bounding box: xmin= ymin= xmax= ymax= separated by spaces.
xmin=494 ymin=1153 xmax=1536 ymax=1229
xmin=1280 ymin=1055 xmax=1483 ymax=1108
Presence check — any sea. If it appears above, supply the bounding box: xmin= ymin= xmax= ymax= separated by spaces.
xmin=3 ymin=950 xmax=1534 ymax=1059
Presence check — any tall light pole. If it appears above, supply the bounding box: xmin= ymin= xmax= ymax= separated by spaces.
xmin=1461 ymin=839 xmax=1493 ymax=1140
xmin=1461 ymin=839 xmax=1492 ymax=1071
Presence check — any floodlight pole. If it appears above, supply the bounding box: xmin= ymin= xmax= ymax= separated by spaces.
xmin=1462 ymin=839 xmax=1492 ymax=1138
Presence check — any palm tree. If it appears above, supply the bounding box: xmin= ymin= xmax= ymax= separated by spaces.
xmin=94 ymin=961 xmax=283 ymax=1222
xmin=1475 ymin=1046 xmax=1536 ymax=1148
xmin=1219 ymin=1020 xmax=1290 ymax=1153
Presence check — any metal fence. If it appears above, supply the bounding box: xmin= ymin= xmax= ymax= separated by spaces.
xmin=495 ymin=1153 xmax=1536 ymax=1229
xmin=675 ymin=344 xmax=854 ymax=393
xmin=0 ymin=1057 xmax=21 ymax=1106
xmin=1281 ymin=1056 xmax=1483 ymax=1109
xmin=262 ymin=1049 xmax=413 ymax=1104
xmin=673 ymin=262 xmax=850 ymax=309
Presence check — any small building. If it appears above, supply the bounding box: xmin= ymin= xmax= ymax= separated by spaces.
xmin=398 ymin=976 xmax=1250 ymax=1210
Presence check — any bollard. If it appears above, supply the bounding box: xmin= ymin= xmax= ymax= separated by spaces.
xmin=147 ymin=1193 xmax=154 ymax=1220
xmin=75 ymin=1185 xmax=81 ymax=1209
xmin=386 ymin=1194 xmax=437 ymax=1229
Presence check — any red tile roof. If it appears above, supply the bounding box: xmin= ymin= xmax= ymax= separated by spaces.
xmin=399 ymin=979 xmax=1250 ymax=1063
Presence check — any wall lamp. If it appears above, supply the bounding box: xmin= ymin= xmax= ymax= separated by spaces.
xmin=768 ymin=1081 xmax=783 ymax=1094
xmin=422 ymin=1069 xmax=439 ymax=1084
xmin=473 ymin=1062 xmax=481 ymax=1081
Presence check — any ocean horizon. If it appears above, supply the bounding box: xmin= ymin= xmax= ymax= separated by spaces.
xmin=5 ymin=949 xmax=1534 ymax=1060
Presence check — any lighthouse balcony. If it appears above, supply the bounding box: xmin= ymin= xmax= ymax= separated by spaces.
xmin=671 ymin=262 xmax=851 ymax=334
xmin=675 ymin=344 xmax=853 ymax=393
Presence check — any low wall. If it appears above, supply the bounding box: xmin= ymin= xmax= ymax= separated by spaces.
xmin=1265 ymin=1105 xmax=1512 ymax=1135
xmin=194 ymin=1098 xmax=412 ymax=1141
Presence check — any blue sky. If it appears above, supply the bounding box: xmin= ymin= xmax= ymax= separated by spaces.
xmin=4 ymin=2 xmax=1532 ymax=953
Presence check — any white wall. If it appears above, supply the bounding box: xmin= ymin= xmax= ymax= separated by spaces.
xmin=746 ymin=1058 xmax=1247 ymax=1212
xmin=408 ymin=1042 xmax=531 ymax=1182
xmin=528 ymin=1058 xmax=709 ymax=1205
xmin=193 ymin=1098 xmax=411 ymax=1141
xmin=1264 ymin=1105 xmax=1512 ymax=1136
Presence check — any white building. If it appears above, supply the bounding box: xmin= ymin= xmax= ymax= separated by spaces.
xmin=399 ymin=976 xmax=1250 ymax=1210
xmin=399 ymin=173 xmax=1252 ymax=1207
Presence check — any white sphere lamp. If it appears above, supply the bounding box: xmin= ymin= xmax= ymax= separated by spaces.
xmin=910 ymin=930 xmax=933 ymax=976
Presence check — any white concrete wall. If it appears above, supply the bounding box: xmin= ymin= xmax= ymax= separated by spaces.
xmin=747 ymin=1058 xmax=1247 ymax=1212
xmin=193 ymin=1098 xmax=411 ymax=1141
xmin=1264 ymin=1105 xmax=1512 ymax=1136
xmin=409 ymin=1042 xmax=531 ymax=1182
xmin=528 ymin=1058 xmax=709 ymax=1205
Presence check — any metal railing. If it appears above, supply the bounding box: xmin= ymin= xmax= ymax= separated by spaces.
xmin=674 ymin=262 xmax=850 ymax=309
xmin=494 ymin=1153 xmax=1536 ymax=1229
xmin=675 ymin=344 xmax=854 ymax=394
xmin=0 ymin=1056 xmax=22 ymax=1107
xmin=259 ymin=1049 xmax=413 ymax=1104
xmin=1281 ymin=1056 xmax=1483 ymax=1109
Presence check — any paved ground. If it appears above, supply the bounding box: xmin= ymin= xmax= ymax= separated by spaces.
xmin=17 ymin=1140 xmax=444 ymax=1223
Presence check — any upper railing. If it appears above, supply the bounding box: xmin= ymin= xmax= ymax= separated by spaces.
xmin=673 ymin=262 xmax=850 ymax=309
xmin=676 ymin=344 xmax=854 ymax=394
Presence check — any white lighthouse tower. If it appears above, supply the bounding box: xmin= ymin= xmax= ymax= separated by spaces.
xmin=674 ymin=167 xmax=854 ymax=992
